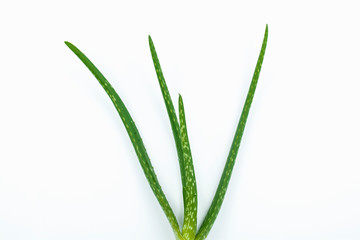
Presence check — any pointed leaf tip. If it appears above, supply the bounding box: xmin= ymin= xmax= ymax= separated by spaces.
xmin=64 ymin=41 xmax=77 ymax=51
xmin=148 ymin=35 xmax=153 ymax=44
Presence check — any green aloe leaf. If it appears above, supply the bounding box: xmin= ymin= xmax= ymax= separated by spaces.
xmin=64 ymin=41 xmax=184 ymax=240
xmin=195 ymin=24 xmax=268 ymax=240
xmin=148 ymin=35 xmax=186 ymax=189
xmin=179 ymin=94 xmax=198 ymax=240
xmin=148 ymin=36 xmax=198 ymax=238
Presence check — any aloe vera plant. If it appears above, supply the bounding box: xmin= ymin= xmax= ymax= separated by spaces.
xmin=65 ymin=24 xmax=268 ymax=240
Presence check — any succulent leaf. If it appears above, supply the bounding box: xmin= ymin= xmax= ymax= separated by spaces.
xmin=195 ymin=24 xmax=268 ymax=240
xmin=148 ymin=36 xmax=198 ymax=238
xmin=64 ymin=41 xmax=183 ymax=239
xmin=179 ymin=94 xmax=198 ymax=240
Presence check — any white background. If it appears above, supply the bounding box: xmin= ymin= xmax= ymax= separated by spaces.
xmin=1 ymin=1 xmax=359 ymax=239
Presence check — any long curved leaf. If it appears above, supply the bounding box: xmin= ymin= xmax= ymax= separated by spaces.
xmin=148 ymin=36 xmax=186 ymax=188
xmin=64 ymin=41 xmax=183 ymax=240
xmin=195 ymin=24 xmax=268 ymax=240
xmin=148 ymin=36 xmax=195 ymax=234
